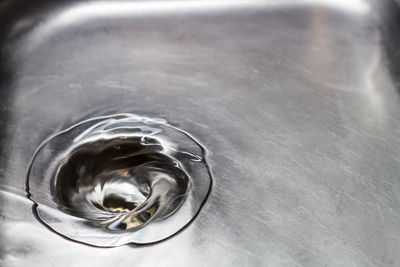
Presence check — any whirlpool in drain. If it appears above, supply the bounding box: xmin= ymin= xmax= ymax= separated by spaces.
xmin=26 ymin=114 xmax=212 ymax=247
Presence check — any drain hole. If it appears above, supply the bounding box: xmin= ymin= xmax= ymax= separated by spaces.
xmin=54 ymin=136 xmax=189 ymax=231
xmin=102 ymin=195 xmax=137 ymax=213
xmin=27 ymin=114 xmax=212 ymax=246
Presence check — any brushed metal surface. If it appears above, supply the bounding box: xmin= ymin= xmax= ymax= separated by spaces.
xmin=1 ymin=0 xmax=400 ymax=266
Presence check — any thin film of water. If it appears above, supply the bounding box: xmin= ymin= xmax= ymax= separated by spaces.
xmin=26 ymin=114 xmax=212 ymax=247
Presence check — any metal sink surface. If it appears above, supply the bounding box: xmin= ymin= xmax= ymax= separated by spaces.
xmin=1 ymin=0 xmax=400 ymax=266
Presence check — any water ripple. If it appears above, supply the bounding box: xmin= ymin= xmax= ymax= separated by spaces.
xmin=27 ymin=114 xmax=212 ymax=247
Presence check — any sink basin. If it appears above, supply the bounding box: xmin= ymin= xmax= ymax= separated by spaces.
xmin=1 ymin=0 xmax=400 ymax=266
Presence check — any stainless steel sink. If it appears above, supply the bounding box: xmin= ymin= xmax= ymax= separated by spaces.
xmin=1 ymin=0 xmax=400 ymax=266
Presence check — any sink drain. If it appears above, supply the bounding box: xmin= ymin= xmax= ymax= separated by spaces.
xmin=26 ymin=114 xmax=212 ymax=247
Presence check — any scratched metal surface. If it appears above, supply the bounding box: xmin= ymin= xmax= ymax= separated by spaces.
xmin=1 ymin=0 xmax=400 ymax=266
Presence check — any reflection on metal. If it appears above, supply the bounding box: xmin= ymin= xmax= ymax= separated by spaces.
xmin=24 ymin=0 xmax=371 ymax=48
xmin=1 ymin=0 xmax=400 ymax=266
xmin=49 ymin=0 xmax=371 ymax=20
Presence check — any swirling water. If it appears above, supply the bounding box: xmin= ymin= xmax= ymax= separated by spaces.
xmin=26 ymin=114 xmax=212 ymax=247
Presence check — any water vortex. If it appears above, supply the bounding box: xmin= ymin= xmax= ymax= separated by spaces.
xmin=27 ymin=114 xmax=212 ymax=247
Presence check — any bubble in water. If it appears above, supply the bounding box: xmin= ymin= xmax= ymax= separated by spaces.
xmin=26 ymin=114 xmax=212 ymax=247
